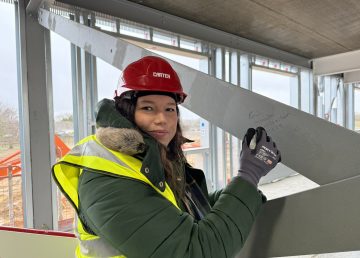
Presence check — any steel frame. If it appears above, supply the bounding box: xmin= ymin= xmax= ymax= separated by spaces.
xmin=344 ymin=71 xmax=360 ymax=84
xmin=15 ymin=0 xmax=34 ymax=228
xmin=313 ymin=49 xmax=360 ymax=76
xmin=15 ymin=2 xmax=55 ymax=229
xmin=37 ymin=7 xmax=360 ymax=256
xmin=56 ymin=0 xmax=310 ymax=69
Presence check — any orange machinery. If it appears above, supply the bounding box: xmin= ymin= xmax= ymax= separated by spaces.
xmin=0 ymin=135 xmax=70 ymax=177
xmin=0 ymin=134 xmax=202 ymax=177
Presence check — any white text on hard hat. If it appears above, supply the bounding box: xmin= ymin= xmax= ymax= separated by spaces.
xmin=153 ymin=72 xmax=171 ymax=79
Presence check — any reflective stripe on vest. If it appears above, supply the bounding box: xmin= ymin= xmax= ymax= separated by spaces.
xmin=52 ymin=135 xmax=180 ymax=258
xmin=74 ymin=218 xmax=126 ymax=258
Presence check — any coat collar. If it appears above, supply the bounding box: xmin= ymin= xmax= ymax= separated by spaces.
xmin=95 ymin=98 xmax=166 ymax=191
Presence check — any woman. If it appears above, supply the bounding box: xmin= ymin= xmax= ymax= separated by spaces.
xmin=52 ymin=56 xmax=281 ymax=258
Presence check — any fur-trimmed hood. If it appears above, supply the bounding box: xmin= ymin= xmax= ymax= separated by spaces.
xmin=96 ymin=127 xmax=146 ymax=156
xmin=95 ymin=98 xmax=166 ymax=191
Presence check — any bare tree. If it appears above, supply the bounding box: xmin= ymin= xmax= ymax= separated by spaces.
xmin=0 ymin=102 xmax=19 ymax=148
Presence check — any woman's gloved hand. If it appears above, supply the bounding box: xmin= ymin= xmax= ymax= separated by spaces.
xmin=237 ymin=127 xmax=281 ymax=187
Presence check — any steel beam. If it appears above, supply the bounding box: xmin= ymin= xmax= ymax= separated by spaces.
xmin=313 ymin=49 xmax=360 ymax=76
xmin=70 ymin=12 xmax=85 ymax=142
xmin=20 ymin=6 xmax=54 ymax=229
xmin=26 ymin=0 xmax=43 ymax=14
xmin=238 ymin=175 xmax=360 ymax=257
xmin=55 ymin=0 xmax=310 ymax=68
xmin=15 ymin=0 xmax=34 ymax=228
xmin=344 ymin=71 xmax=360 ymax=84
xmin=38 ymin=8 xmax=360 ymax=186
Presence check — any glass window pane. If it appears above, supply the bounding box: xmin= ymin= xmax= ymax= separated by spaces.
xmin=225 ymin=132 xmax=231 ymax=184
xmin=240 ymin=54 xmax=250 ymax=89
xmin=184 ymin=152 xmax=212 ymax=191
xmin=120 ymin=22 xmax=150 ymax=40
xmin=316 ymin=75 xmax=344 ymax=125
xmin=180 ymin=107 xmax=209 ymax=149
xmin=252 ymin=67 xmax=297 ymax=106
xmin=50 ymin=32 xmax=75 ymax=232
xmin=185 ymin=153 xmax=205 ymax=171
xmin=225 ymin=51 xmax=230 ymax=82
xmin=97 ymin=58 xmax=121 ymax=101
xmin=95 ymin=18 xmax=115 ymax=32
xmin=324 ymin=77 xmax=331 ymax=121
xmin=336 ymin=80 xmax=345 ymax=127
xmin=216 ymin=128 xmax=225 ymax=189
xmin=230 ymin=52 xmax=238 ymax=85
xmin=269 ymin=60 xmax=280 ymax=69
xmin=153 ymin=30 xmax=178 ymax=47
xmin=280 ymin=63 xmax=290 ymax=72
xmin=255 ymin=56 xmax=268 ymax=66
xmin=317 ymin=76 xmax=325 ymax=118
xmin=0 ymin=2 xmax=23 ymax=228
xmin=215 ymin=48 xmax=223 ymax=79
xmin=355 ymin=87 xmax=360 ymax=132
xmin=230 ymin=135 xmax=240 ymax=177
xmin=300 ymin=69 xmax=311 ymax=113
xmin=180 ymin=37 xmax=202 ymax=52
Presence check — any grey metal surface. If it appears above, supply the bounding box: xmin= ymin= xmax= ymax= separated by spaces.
xmin=38 ymin=8 xmax=360 ymax=186
xmin=238 ymin=175 xmax=360 ymax=257
xmin=56 ymin=0 xmax=310 ymax=68
xmin=26 ymin=0 xmax=43 ymax=14
xmin=21 ymin=7 xmax=54 ymax=229
xmin=345 ymin=84 xmax=355 ymax=130
xmin=344 ymin=71 xmax=360 ymax=84
xmin=15 ymin=0 xmax=34 ymax=228
xmin=70 ymin=39 xmax=85 ymax=141
xmin=44 ymin=27 xmax=59 ymax=230
xmin=260 ymin=163 xmax=298 ymax=185
xmin=182 ymin=71 xmax=360 ymax=186
xmin=313 ymin=50 xmax=360 ymax=76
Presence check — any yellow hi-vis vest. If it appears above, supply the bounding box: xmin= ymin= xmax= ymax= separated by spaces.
xmin=52 ymin=135 xmax=180 ymax=258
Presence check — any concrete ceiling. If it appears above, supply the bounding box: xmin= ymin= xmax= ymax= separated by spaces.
xmin=127 ymin=0 xmax=360 ymax=59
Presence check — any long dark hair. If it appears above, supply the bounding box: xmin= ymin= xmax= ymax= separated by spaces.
xmin=114 ymin=95 xmax=186 ymax=202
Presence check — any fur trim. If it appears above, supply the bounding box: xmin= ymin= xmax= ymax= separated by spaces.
xmin=96 ymin=127 xmax=146 ymax=156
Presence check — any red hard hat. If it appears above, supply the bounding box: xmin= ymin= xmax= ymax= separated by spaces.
xmin=116 ymin=56 xmax=187 ymax=103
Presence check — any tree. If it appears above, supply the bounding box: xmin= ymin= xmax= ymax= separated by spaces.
xmin=56 ymin=113 xmax=73 ymax=122
xmin=0 ymin=102 xmax=19 ymax=148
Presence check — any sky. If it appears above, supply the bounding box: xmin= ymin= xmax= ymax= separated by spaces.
xmin=252 ymin=69 xmax=293 ymax=106
xmin=0 ymin=2 xmax=18 ymax=110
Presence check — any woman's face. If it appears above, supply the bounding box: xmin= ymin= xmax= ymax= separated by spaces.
xmin=135 ymin=94 xmax=178 ymax=146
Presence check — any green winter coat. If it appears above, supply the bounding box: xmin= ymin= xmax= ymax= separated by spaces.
xmin=56 ymin=99 xmax=265 ymax=258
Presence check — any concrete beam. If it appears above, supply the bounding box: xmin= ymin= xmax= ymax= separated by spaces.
xmin=344 ymin=70 xmax=360 ymax=84
xmin=313 ymin=49 xmax=360 ymax=76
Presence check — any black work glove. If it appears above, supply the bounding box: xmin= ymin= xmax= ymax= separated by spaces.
xmin=237 ymin=127 xmax=281 ymax=187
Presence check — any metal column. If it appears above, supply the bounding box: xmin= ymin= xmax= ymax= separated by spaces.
xmin=16 ymin=2 xmax=55 ymax=229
